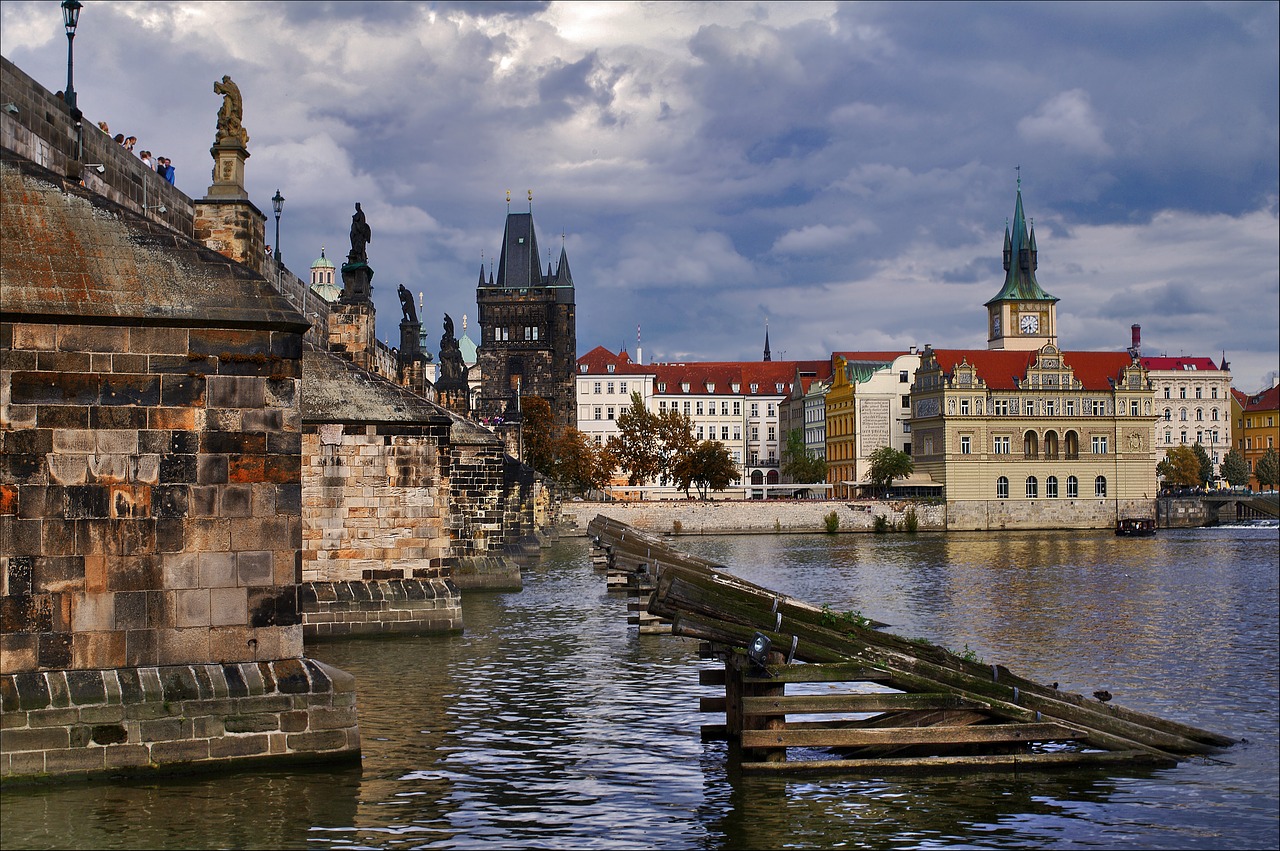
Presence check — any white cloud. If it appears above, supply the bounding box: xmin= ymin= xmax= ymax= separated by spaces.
xmin=1017 ymin=89 xmax=1113 ymax=157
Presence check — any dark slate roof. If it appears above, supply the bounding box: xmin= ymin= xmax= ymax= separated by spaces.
xmin=493 ymin=212 xmax=544 ymax=289
xmin=0 ymin=156 xmax=305 ymax=330
xmin=301 ymin=348 xmax=496 ymax=442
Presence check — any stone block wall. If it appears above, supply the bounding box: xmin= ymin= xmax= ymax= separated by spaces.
xmin=299 ymin=578 xmax=461 ymax=639
xmin=1 ymin=320 xmax=305 ymax=673
xmin=448 ymin=442 xmax=522 ymax=590
xmin=944 ymin=498 xmax=1154 ymax=530
xmin=0 ymin=658 xmax=358 ymax=781
xmin=301 ymin=425 xmax=452 ymax=582
xmin=299 ymin=423 xmax=463 ymax=636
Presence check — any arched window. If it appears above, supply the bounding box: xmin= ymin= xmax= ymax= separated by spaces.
xmin=1044 ymin=431 xmax=1059 ymax=459
xmin=1046 ymin=476 xmax=1059 ymax=498
xmin=1064 ymin=431 xmax=1079 ymax=460
xmin=1023 ymin=430 xmax=1039 ymax=459
xmin=766 ymin=470 xmax=779 ymax=485
xmin=1212 ymin=408 xmax=1219 ymax=421
xmin=750 ymin=470 xmax=764 ymax=485
xmin=1067 ymin=476 xmax=1079 ymax=498
xmin=1025 ymin=476 xmax=1038 ymax=498
xmin=1094 ymin=476 xmax=1107 ymax=497
xmin=1180 ymin=409 xmax=1188 ymax=421
xmin=996 ymin=476 xmax=1009 ymax=499
xmin=1163 ymin=408 xmax=1172 ymax=421
xmin=1196 ymin=408 xmax=1203 ymax=421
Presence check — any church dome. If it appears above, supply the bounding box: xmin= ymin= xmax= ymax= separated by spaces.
xmin=310 ymin=247 xmax=341 ymax=302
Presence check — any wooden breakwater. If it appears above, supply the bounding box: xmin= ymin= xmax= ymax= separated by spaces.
xmin=587 ymin=514 xmax=1237 ymax=775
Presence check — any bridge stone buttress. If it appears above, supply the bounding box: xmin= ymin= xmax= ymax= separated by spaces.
xmin=0 ymin=158 xmax=359 ymax=781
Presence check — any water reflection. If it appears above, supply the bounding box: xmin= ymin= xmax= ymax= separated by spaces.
xmin=3 ymin=529 xmax=1276 ymax=851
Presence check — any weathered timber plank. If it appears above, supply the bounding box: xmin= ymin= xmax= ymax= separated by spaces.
xmin=741 ymin=693 xmax=987 ymax=715
xmin=699 ymin=668 xmax=727 ymax=686
xmin=671 ymin=614 xmax=1196 ymax=760
xmin=739 ymin=749 xmax=1179 ymax=774
xmin=659 ymin=565 xmax=1232 ymax=750
xmin=741 ymin=662 xmax=880 ymax=684
xmin=741 ymin=722 xmax=1087 ymax=749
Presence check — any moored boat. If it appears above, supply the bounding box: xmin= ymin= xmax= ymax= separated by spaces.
xmin=1116 ymin=517 xmax=1157 ymax=536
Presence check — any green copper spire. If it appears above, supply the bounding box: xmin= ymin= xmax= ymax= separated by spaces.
xmin=985 ymin=188 xmax=1057 ymax=306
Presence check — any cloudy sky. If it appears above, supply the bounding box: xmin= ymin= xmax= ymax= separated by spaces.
xmin=3 ymin=1 xmax=1277 ymax=391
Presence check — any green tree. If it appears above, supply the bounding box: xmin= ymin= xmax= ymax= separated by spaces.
xmin=1156 ymin=445 xmax=1200 ymax=488
xmin=606 ymin=392 xmax=663 ymax=485
xmin=605 ymin=392 xmax=697 ymax=488
xmin=866 ymin=446 xmax=913 ymax=497
xmin=1257 ymin=447 xmax=1280 ymax=490
xmin=653 ymin=406 xmax=697 ymax=485
xmin=520 ymin=395 xmax=556 ymax=475
xmin=672 ymin=440 xmax=741 ymax=499
xmin=782 ymin=428 xmax=827 ymax=484
xmin=1220 ymin=449 xmax=1251 ymax=488
xmin=1192 ymin=442 xmax=1213 ymax=486
xmin=552 ymin=427 xmax=611 ymax=494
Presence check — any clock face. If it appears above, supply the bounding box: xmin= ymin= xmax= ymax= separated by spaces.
xmin=1019 ymin=313 xmax=1040 ymax=334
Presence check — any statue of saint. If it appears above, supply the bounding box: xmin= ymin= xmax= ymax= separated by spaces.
xmin=439 ymin=313 xmax=465 ymax=384
xmin=348 ymin=203 xmax=372 ymax=264
xmin=398 ymin=284 xmax=418 ymax=324
xmin=213 ymin=75 xmax=249 ymax=147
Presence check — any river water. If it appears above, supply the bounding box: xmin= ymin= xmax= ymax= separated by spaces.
xmin=3 ymin=525 xmax=1277 ymax=850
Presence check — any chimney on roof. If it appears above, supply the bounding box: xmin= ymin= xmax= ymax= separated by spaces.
xmin=1128 ymin=324 xmax=1141 ymax=358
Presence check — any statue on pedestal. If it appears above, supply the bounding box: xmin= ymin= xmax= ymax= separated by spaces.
xmin=439 ymin=313 xmax=466 ymax=385
xmin=214 ymin=75 xmax=249 ymax=147
xmin=398 ymin=284 xmax=418 ymax=324
xmin=348 ymin=203 xmax=372 ymax=265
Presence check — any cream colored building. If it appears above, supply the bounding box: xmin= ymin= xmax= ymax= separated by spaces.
xmin=910 ymin=187 xmax=1157 ymax=529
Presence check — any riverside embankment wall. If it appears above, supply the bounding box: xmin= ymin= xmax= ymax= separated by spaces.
xmin=560 ymin=500 xmax=946 ymax=536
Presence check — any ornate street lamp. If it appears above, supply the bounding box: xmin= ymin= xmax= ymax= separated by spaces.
xmin=271 ymin=188 xmax=284 ymax=286
xmin=61 ymin=0 xmax=82 ymax=109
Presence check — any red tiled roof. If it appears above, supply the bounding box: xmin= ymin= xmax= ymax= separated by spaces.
xmin=1243 ymin=384 xmax=1280 ymax=412
xmin=929 ymin=349 xmax=1134 ymax=392
xmin=576 ymin=346 xmax=655 ymax=375
xmin=650 ymin=360 xmax=830 ymax=396
xmin=1140 ymin=356 xmax=1223 ymax=372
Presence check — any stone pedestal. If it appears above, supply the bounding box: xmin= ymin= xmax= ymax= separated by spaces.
xmin=206 ymin=140 xmax=250 ymax=200
xmin=340 ymin=263 xmax=373 ymax=304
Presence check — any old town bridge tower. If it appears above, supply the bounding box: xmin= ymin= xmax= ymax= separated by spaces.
xmin=475 ymin=207 xmax=577 ymax=431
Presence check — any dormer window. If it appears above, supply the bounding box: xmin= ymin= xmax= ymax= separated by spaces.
xmin=658 ymin=382 xmax=666 ymax=392
xmin=706 ymin=383 xmax=715 ymax=392
xmin=732 ymin=383 xmax=740 ymax=393
xmin=750 ymin=383 xmax=759 ymax=393
xmin=579 ymin=365 xmax=586 ymax=373
xmin=681 ymin=382 xmax=690 ymax=392
xmin=775 ymin=383 xmax=784 ymax=393
xmin=607 ymin=364 xmax=615 ymax=373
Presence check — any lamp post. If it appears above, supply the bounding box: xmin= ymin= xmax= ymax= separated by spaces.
xmin=61 ymin=0 xmax=82 ymax=110
xmin=271 ymin=189 xmax=284 ymax=289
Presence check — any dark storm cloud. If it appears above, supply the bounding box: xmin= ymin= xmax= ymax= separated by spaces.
xmin=0 ymin=1 xmax=1274 ymax=390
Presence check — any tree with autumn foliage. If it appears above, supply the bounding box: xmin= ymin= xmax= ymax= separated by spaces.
xmin=519 ymin=395 xmax=556 ymax=474
xmin=606 ymin=392 xmax=698 ymax=487
xmin=672 ymin=440 xmax=741 ymax=499
xmin=1156 ymin=445 xmax=1200 ymax=488
xmin=552 ymin=427 xmax=612 ymax=494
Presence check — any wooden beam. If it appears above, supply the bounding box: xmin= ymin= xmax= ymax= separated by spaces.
xmin=741 ymin=693 xmax=987 ymax=715
xmin=740 ymin=749 xmax=1179 ymax=774
xmin=741 ymin=722 xmax=1087 ymax=749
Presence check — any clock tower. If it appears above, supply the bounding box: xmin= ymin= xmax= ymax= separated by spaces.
xmin=985 ymin=184 xmax=1058 ymax=351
